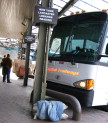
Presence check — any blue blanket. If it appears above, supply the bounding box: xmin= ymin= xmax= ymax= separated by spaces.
xmin=36 ymin=100 xmax=64 ymax=121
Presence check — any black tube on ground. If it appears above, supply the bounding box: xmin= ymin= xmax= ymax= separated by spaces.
xmin=46 ymin=89 xmax=82 ymax=121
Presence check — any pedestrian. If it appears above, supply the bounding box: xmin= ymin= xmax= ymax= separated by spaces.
xmin=1 ymin=55 xmax=6 ymax=76
xmin=3 ymin=54 xmax=12 ymax=83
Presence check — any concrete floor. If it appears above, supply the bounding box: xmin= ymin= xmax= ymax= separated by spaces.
xmin=0 ymin=68 xmax=108 ymax=123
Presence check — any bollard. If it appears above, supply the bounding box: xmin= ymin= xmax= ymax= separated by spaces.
xmin=46 ymin=89 xmax=82 ymax=121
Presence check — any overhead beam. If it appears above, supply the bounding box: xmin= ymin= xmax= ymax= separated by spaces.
xmin=58 ymin=0 xmax=79 ymax=17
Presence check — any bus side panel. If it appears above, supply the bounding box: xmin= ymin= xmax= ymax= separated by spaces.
xmin=92 ymin=65 xmax=108 ymax=106
xmin=47 ymin=61 xmax=98 ymax=107
xmin=47 ymin=61 xmax=98 ymax=86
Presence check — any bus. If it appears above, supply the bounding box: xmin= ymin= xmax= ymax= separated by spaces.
xmin=46 ymin=11 xmax=108 ymax=107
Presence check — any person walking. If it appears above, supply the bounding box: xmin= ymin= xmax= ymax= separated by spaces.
xmin=3 ymin=54 xmax=12 ymax=83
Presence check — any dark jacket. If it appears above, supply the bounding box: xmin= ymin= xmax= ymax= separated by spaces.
xmin=1 ymin=57 xmax=6 ymax=66
xmin=1 ymin=57 xmax=7 ymax=75
xmin=5 ymin=57 xmax=12 ymax=68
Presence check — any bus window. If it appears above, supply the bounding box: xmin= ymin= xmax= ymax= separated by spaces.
xmin=49 ymin=38 xmax=61 ymax=56
xmin=65 ymin=38 xmax=84 ymax=52
xmin=86 ymin=40 xmax=98 ymax=52
xmin=105 ymin=43 xmax=108 ymax=55
xmin=101 ymin=38 xmax=108 ymax=55
xmin=105 ymin=29 xmax=108 ymax=54
xmin=101 ymin=26 xmax=108 ymax=55
xmin=100 ymin=38 xmax=108 ymax=63
xmin=49 ymin=22 xmax=103 ymax=62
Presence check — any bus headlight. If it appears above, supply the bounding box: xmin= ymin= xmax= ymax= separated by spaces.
xmin=73 ymin=79 xmax=94 ymax=90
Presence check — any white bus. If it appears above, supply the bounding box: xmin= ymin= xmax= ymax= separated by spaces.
xmin=47 ymin=11 xmax=108 ymax=107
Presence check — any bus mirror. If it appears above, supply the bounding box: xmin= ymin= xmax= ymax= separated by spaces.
xmin=105 ymin=43 xmax=108 ymax=55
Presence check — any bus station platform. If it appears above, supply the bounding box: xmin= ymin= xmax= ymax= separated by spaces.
xmin=0 ymin=68 xmax=108 ymax=123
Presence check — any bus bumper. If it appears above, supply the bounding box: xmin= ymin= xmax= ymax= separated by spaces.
xmin=47 ymin=81 xmax=94 ymax=107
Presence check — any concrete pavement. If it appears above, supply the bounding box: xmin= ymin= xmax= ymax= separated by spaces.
xmin=0 ymin=68 xmax=107 ymax=123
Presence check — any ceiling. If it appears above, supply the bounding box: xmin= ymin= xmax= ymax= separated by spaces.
xmin=0 ymin=0 xmax=37 ymax=39
xmin=53 ymin=0 xmax=108 ymax=16
xmin=0 ymin=0 xmax=107 ymax=47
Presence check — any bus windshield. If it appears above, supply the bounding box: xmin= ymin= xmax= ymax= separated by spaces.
xmin=49 ymin=22 xmax=105 ymax=63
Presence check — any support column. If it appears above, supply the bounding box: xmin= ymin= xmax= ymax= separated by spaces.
xmin=23 ymin=19 xmax=32 ymax=86
xmin=33 ymin=0 xmax=52 ymax=102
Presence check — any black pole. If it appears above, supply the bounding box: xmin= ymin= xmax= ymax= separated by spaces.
xmin=23 ymin=19 xmax=32 ymax=86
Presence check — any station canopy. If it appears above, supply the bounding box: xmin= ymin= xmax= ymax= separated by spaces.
xmin=0 ymin=0 xmax=107 ymax=49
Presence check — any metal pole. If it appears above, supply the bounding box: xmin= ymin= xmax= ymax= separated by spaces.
xmin=40 ymin=0 xmax=53 ymax=100
xmin=33 ymin=0 xmax=50 ymax=102
xmin=23 ymin=19 xmax=32 ymax=86
xmin=41 ymin=25 xmax=52 ymax=100
xmin=46 ymin=89 xmax=82 ymax=121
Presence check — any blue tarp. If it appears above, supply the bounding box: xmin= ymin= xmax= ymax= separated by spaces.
xmin=36 ymin=100 xmax=64 ymax=122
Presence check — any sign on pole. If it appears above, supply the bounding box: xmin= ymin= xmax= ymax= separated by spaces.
xmin=33 ymin=6 xmax=58 ymax=25
xmin=24 ymin=35 xmax=35 ymax=43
